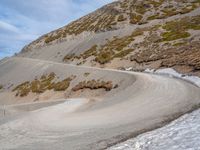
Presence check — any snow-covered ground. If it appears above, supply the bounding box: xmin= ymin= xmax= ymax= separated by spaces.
xmin=145 ymin=68 xmax=200 ymax=87
xmin=108 ymin=109 xmax=200 ymax=150
xmin=109 ymin=68 xmax=200 ymax=150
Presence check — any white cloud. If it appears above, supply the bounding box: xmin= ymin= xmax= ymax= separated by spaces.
xmin=0 ymin=20 xmax=20 ymax=33
xmin=0 ymin=0 xmax=114 ymax=59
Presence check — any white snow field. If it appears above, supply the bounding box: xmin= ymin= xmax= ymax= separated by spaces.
xmin=108 ymin=109 xmax=200 ymax=150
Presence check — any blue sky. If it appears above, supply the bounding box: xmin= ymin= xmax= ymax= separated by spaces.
xmin=0 ymin=0 xmax=114 ymax=59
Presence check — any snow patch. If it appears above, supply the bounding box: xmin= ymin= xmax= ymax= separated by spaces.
xmin=108 ymin=109 xmax=200 ymax=150
xmin=144 ymin=68 xmax=200 ymax=87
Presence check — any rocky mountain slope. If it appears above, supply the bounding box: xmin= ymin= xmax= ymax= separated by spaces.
xmin=17 ymin=0 xmax=200 ymax=76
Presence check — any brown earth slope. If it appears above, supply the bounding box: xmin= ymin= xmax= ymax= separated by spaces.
xmin=17 ymin=0 xmax=200 ymax=76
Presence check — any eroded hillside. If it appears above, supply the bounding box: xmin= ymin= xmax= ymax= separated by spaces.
xmin=18 ymin=0 xmax=200 ymax=76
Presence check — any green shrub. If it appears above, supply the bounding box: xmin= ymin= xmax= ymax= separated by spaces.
xmin=72 ymin=80 xmax=114 ymax=91
xmin=161 ymin=16 xmax=200 ymax=41
xmin=131 ymin=29 xmax=144 ymax=37
xmin=129 ymin=13 xmax=143 ymax=24
xmin=30 ymin=80 xmax=41 ymax=93
xmin=117 ymin=15 xmax=126 ymax=22
xmin=12 ymin=81 xmax=30 ymax=92
xmin=45 ymin=34 xmax=61 ymax=44
xmin=163 ymin=16 xmax=200 ymax=31
xmin=135 ymin=5 xmax=146 ymax=14
xmin=114 ymin=49 xmax=134 ymax=58
xmin=84 ymin=72 xmax=90 ymax=77
xmin=19 ymin=88 xmax=30 ymax=97
xmin=63 ymin=53 xmax=75 ymax=62
xmin=173 ymin=41 xmax=187 ymax=46
xmin=54 ymin=78 xmax=71 ymax=91
xmin=161 ymin=31 xmax=190 ymax=41
xmin=81 ymin=45 xmax=98 ymax=59
xmin=13 ymin=73 xmax=73 ymax=97
xmin=147 ymin=14 xmax=160 ymax=20
xmin=149 ymin=0 xmax=164 ymax=7
xmin=161 ymin=8 xmax=179 ymax=17
xmin=95 ymin=51 xmax=113 ymax=64
xmin=12 ymin=81 xmax=30 ymax=97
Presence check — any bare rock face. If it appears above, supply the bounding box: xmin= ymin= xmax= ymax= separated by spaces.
xmin=18 ymin=0 xmax=200 ymax=76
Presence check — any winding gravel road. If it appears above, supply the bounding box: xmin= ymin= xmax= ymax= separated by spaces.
xmin=0 ymin=57 xmax=200 ymax=150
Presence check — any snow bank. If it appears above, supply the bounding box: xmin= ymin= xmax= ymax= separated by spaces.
xmin=145 ymin=68 xmax=200 ymax=87
xmin=108 ymin=109 xmax=200 ymax=150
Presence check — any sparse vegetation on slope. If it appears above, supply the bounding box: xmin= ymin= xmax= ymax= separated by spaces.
xmin=61 ymin=13 xmax=200 ymax=71
xmin=84 ymin=72 xmax=90 ymax=77
xmin=63 ymin=53 xmax=76 ymax=62
xmin=72 ymin=80 xmax=115 ymax=91
xmin=81 ymin=45 xmax=98 ymax=59
xmin=12 ymin=71 xmax=117 ymax=97
xmin=131 ymin=41 xmax=200 ymax=71
xmin=22 ymin=0 xmax=200 ymax=49
xmin=13 ymin=72 xmax=74 ymax=97
xmin=129 ymin=13 xmax=143 ymax=24
xmin=0 ymin=85 xmax=3 ymax=90
xmin=117 ymin=14 xmax=127 ymax=22
xmin=161 ymin=31 xmax=190 ymax=42
xmin=53 ymin=78 xmax=72 ymax=91
xmin=18 ymin=0 xmax=200 ymax=77
xmin=63 ymin=28 xmax=145 ymax=64
xmin=161 ymin=15 xmax=200 ymax=41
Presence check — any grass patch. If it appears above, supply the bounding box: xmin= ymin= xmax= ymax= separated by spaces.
xmin=84 ymin=72 xmax=90 ymax=77
xmin=63 ymin=53 xmax=75 ymax=62
xmin=149 ymin=0 xmax=164 ymax=7
xmin=45 ymin=33 xmax=63 ymax=44
xmin=173 ymin=41 xmax=187 ymax=47
xmin=161 ymin=31 xmax=190 ymax=41
xmin=163 ymin=16 xmax=200 ymax=31
xmin=161 ymin=16 xmax=200 ymax=41
xmin=33 ymin=0 xmax=199 ymax=45
xmin=131 ymin=29 xmax=144 ymax=37
xmin=117 ymin=14 xmax=126 ymax=22
xmin=161 ymin=8 xmax=179 ymax=17
xmin=95 ymin=51 xmax=114 ymax=64
xmin=13 ymin=72 xmax=74 ymax=97
xmin=54 ymin=78 xmax=72 ymax=91
xmin=135 ymin=5 xmax=147 ymax=14
xmin=0 ymin=85 xmax=3 ymax=90
xmin=62 ymin=28 xmax=142 ymax=64
xmin=13 ymin=81 xmax=30 ymax=97
xmin=129 ymin=13 xmax=143 ymax=24
xmin=81 ymin=45 xmax=98 ymax=59
xmin=114 ymin=49 xmax=133 ymax=58
xmin=72 ymin=80 xmax=114 ymax=91
xmin=147 ymin=14 xmax=160 ymax=20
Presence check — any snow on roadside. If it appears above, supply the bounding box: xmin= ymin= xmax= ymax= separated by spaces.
xmin=110 ymin=67 xmax=200 ymax=150
xmin=108 ymin=109 xmax=200 ymax=150
xmin=144 ymin=68 xmax=200 ymax=87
